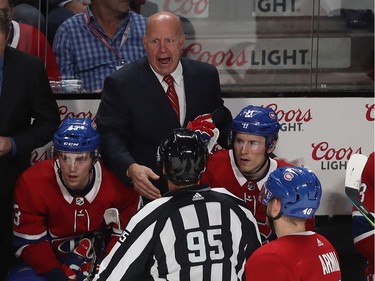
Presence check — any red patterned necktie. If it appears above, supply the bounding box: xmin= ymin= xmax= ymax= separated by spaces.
xmin=163 ymin=75 xmax=180 ymax=120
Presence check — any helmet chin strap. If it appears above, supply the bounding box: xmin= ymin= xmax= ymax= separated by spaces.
xmin=265 ymin=205 xmax=283 ymax=234
xmin=238 ymin=157 xmax=270 ymax=181
xmin=267 ymin=211 xmax=283 ymax=221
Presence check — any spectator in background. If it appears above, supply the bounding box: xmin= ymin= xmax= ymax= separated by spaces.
xmin=201 ymin=105 xmax=305 ymax=244
xmin=10 ymin=1 xmax=45 ymax=33
xmin=46 ymin=0 xmax=89 ymax=44
xmin=96 ymin=11 xmax=232 ymax=203
xmin=6 ymin=118 xmax=141 ymax=281
xmin=1 ymin=0 xmax=61 ymax=80
xmin=0 ymin=8 xmax=60 ymax=279
xmin=93 ymin=128 xmax=261 ymax=280
xmin=9 ymin=0 xmax=88 ymax=44
xmin=245 ymin=166 xmax=341 ymax=280
xmin=352 ymin=152 xmax=374 ymax=281
xmin=53 ymin=0 xmax=147 ymax=92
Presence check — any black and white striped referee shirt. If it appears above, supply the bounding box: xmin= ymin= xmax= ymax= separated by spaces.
xmin=95 ymin=184 xmax=261 ymax=281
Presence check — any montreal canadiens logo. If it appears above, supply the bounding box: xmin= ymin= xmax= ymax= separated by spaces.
xmin=269 ymin=111 xmax=277 ymax=120
xmin=283 ymin=172 xmax=294 ymax=181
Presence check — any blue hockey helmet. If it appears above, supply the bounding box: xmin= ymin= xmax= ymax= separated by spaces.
xmin=53 ymin=117 xmax=100 ymax=153
xmin=259 ymin=166 xmax=322 ymax=219
xmin=231 ymin=105 xmax=280 ymax=147
xmin=157 ymin=128 xmax=208 ymax=185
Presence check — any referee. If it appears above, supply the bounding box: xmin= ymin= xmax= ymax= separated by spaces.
xmin=94 ymin=128 xmax=261 ymax=281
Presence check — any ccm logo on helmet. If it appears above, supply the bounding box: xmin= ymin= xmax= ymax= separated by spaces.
xmin=68 ymin=125 xmax=86 ymax=131
xmin=63 ymin=142 xmax=79 ymax=147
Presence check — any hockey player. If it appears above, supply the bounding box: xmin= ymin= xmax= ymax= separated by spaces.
xmin=7 ymin=118 xmax=141 ymax=281
xmin=245 ymin=166 xmax=342 ymax=281
xmin=352 ymin=152 xmax=374 ymax=281
xmin=93 ymin=128 xmax=261 ymax=281
xmin=200 ymin=104 xmax=315 ymax=243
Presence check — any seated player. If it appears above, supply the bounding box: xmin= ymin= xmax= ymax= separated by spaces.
xmin=7 ymin=118 xmax=140 ymax=281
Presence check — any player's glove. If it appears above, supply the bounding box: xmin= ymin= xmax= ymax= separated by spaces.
xmin=76 ymin=260 xmax=92 ymax=281
xmin=61 ymin=263 xmax=77 ymax=280
xmin=65 ymin=238 xmax=94 ymax=278
xmin=187 ymin=114 xmax=215 ymax=141
xmin=187 ymin=114 xmax=220 ymax=152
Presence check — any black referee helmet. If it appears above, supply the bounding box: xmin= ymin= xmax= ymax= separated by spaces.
xmin=157 ymin=128 xmax=208 ymax=185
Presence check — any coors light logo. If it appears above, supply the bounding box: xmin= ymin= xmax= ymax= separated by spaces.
xmin=365 ymin=103 xmax=375 ymax=121
xmin=256 ymin=0 xmax=296 ymax=13
xmin=264 ymin=103 xmax=312 ymax=132
xmin=310 ymin=103 xmax=371 ymax=171
xmin=162 ymin=0 xmax=208 ymax=15
xmin=31 ymin=148 xmax=51 ymax=164
xmin=312 ymin=142 xmax=362 ymax=170
xmin=59 ymin=105 xmax=96 ymax=121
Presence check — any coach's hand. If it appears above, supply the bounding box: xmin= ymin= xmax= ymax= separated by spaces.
xmin=128 ymin=163 xmax=161 ymax=200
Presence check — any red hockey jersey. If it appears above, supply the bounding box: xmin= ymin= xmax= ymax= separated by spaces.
xmin=13 ymin=159 xmax=140 ymax=274
xmin=245 ymin=231 xmax=341 ymax=281
xmin=352 ymin=152 xmax=374 ymax=280
xmin=201 ymin=149 xmax=314 ymax=243
xmin=9 ymin=20 xmax=60 ymax=80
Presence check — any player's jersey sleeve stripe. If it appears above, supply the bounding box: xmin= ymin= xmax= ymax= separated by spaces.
xmin=352 ymin=210 xmax=375 ymax=217
xmin=13 ymin=230 xmax=47 ymax=240
xmin=353 ymin=230 xmax=374 ymax=243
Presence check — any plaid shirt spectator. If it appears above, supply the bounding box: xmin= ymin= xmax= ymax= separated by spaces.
xmin=53 ymin=7 xmax=146 ymax=92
